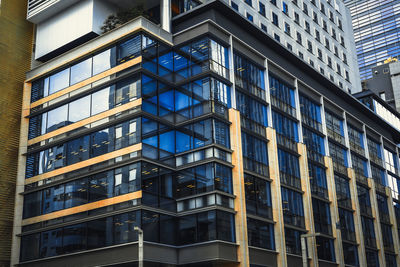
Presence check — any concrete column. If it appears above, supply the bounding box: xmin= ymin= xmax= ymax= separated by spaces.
xmin=266 ymin=127 xmax=287 ymax=267
xmin=10 ymin=82 xmax=32 ymax=266
xmin=161 ymin=0 xmax=171 ymax=32
xmin=369 ymin=178 xmax=387 ymax=267
xmin=264 ymin=60 xmax=273 ymax=128
xmin=347 ymin=168 xmax=367 ymax=266
xmin=386 ymin=187 xmax=400 ymax=265
xmin=298 ymin=143 xmax=318 ymax=267
xmin=229 ymin=35 xmax=237 ymax=109
xmin=229 ymin=108 xmax=250 ymax=267
xmin=324 ymin=156 xmax=344 ymax=267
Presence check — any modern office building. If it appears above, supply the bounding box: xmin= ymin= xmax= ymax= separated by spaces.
xmin=358 ymin=59 xmax=400 ymax=114
xmin=11 ymin=0 xmax=400 ymax=267
xmin=0 ymin=1 xmax=33 ymax=266
xmin=343 ymin=0 xmax=400 ymax=82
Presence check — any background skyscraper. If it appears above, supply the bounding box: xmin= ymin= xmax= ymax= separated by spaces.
xmin=344 ymin=0 xmax=400 ymax=81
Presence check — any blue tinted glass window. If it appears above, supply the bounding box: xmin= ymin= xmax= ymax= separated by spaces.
xmin=70 ymin=58 xmax=92 ymax=85
xmin=49 ymin=68 xmax=70 ymax=95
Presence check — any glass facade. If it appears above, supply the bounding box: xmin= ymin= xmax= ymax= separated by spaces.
xmin=345 ymin=0 xmax=400 ymax=80
xmin=17 ymin=15 xmax=400 ymax=267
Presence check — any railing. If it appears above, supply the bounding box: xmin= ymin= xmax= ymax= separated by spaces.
xmin=327 ymin=128 xmax=346 ymax=146
xmin=375 ymin=182 xmax=386 ymax=194
xmin=307 ymin=150 xmax=325 ymax=165
xmin=349 ymin=141 xmax=365 ymax=155
xmin=246 ymin=200 xmax=273 ymax=219
xmin=243 ymin=157 xmax=269 ymax=177
xmin=340 ymin=229 xmax=356 ymax=243
xmin=337 ymin=195 xmax=352 ymax=209
xmin=174 ymin=100 xmax=229 ymax=123
xmin=283 ymin=212 xmax=306 ymax=228
xmin=354 ymin=171 xmax=369 ymax=186
xmin=280 ymin=171 xmax=302 ymax=189
xmin=240 ymin=116 xmax=267 ymax=138
xmin=364 ymin=236 xmax=377 ymax=248
xmin=276 ymin=133 xmax=298 ymax=152
xmin=310 ymin=184 xmax=329 ymax=199
xmin=379 ymin=213 xmax=391 ymax=225
xmin=369 ymin=154 xmax=383 ymax=167
xmin=332 ymin=160 xmax=348 ymax=176
xmin=270 ymin=95 xmax=297 ymax=118
xmin=236 ymin=76 xmax=266 ymax=101
xmin=314 ymin=222 xmax=333 ymax=236
xmin=359 ymin=203 xmax=373 ymax=217
xmin=301 ymin=114 xmax=323 ymax=133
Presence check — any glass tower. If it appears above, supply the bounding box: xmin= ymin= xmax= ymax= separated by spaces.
xmin=344 ymin=0 xmax=400 ymax=80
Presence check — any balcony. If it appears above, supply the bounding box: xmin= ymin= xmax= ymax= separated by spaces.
xmin=327 ymin=128 xmax=346 ymax=146
xmin=270 ymin=95 xmax=296 ymax=118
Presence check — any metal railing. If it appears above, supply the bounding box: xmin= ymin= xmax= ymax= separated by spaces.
xmin=270 ymin=95 xmax=297 ymax=117
xmin=276 ymin=133 xmax=298 ymax=152
xmin=327 ymin=128 xmax=346 ymax=145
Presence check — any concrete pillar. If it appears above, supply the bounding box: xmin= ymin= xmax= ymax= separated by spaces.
xmin=298 ymin=143 xmax=318 ymax=267
xmin=266 ymin=127 xmax=287 ymax=267
xmin=161 ymin=0 xmax=171 ymax=32
xmin=10 ymin=82 xmax=32 ymax=266
xmin=229 ymin=108 xmax=250 ymax=267
xmin=386 ymin=187 xmax=400 ymax=265
xmin=369 ymin=178 xmax=387 ymax=267
xmin=347 ymin=168 xmax=367 ymax=266
xmin=324 ymin=156 xmax=345 ymax=267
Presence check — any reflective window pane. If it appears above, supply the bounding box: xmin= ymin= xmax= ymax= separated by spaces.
xmin=70 ymin=58 xmax=92 ymax=85
xmin=93 ymin=48 xmax=115 ymax=75
xmin=49 ymin=68 xmax=70 ymax=95
xmin=68 ymin=95 xmax=91 ymax=123
xmin=91 ymin=87 xmax=112 ymax=115
xmin=47 ymin=104 xmax=68 ymax=132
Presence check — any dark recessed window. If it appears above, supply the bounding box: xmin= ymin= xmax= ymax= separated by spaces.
xmin=259 ymin=2 xmax=266 ymax=16
xmin=294 ymin=12 xmax=300 ymax=24
xmin=245 ymin=0 xmax=252 ymax=7
xmin=247 ymin=12 xmax=254 ymax=22
xmin=296 ymin=31 xmax=302 ymax=45
xmin=283 ymin=2 xmax=289 ymax=15
xmin=303 ymin=3 xmax=308 ymax=15
xmin=284 ymin=22 xmax=291 ymax=35
xmin=271 ymin=0 xmax=277 ymax=6
xmin=272 ymin=12 xmax=279 ymax=27
xmin=274 ymin=33 xmax=281 ymax=42
xmin=231 ymin=1 xmax=239 ymax=11
xmin=305 ymin=21 xmax=310 ymax=33
xmin=261 ymin=23 xmax=268 ymax=33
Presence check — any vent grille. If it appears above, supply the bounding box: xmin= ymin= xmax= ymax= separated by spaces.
xmin=27 ymin=0 xmax=57 ymax=18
